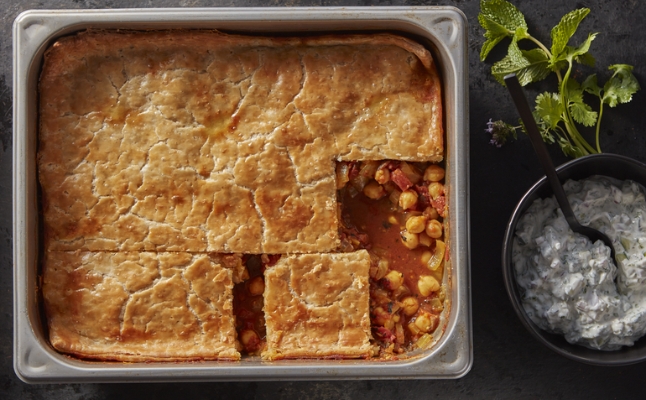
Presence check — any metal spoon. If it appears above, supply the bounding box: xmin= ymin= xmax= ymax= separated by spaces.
xmin=504 ymin=73 xmax=617 ymax=262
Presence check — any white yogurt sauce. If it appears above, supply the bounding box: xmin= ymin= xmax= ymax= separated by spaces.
xmin=513 ymin=175 xmax=646 ymax=350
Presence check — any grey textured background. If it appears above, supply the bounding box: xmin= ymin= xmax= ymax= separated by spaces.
xmin=3 ymin=0 xmax=646 ymax=398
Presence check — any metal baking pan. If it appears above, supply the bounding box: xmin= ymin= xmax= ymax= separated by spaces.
xmin=13 ymin=7 xmax=471 ymax=382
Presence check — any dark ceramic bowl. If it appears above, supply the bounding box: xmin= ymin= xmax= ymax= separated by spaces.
xmin=502 ymin=153 xmax=646 ymax=366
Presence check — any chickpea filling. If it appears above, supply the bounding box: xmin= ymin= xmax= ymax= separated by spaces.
xmin=232 ymin=254 xmax=279 ymax=356
xmin=232 ymin=160 xmax=447 ymax=358
xmin=336 ymin=160 xmax=448 ymax=357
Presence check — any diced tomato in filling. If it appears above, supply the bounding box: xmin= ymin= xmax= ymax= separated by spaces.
xmin=391 ymin=169 xmax=413 ymax=191
xmin=374 ymin=327 xmax=396 ymax=343
xmin=348 ymin=161 xmax=361 ymax=180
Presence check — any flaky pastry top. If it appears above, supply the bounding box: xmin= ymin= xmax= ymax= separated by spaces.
xmin=262 ymin=251 xmax=372 ymax=360
xmin=42 ymin=251 xmax=241 ymax=361
xmin=38 ymin=30 xmax=443 ymax=254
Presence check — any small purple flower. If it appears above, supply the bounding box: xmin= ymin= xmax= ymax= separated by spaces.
xmin=486 ymin=119 xmax=518 ymax=147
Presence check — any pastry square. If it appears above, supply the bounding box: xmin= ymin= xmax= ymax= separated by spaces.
xmin=262 ymin=251 xmax=372 ymax=360
xmin=42 ymin=251 xmax=240 ymax=361
xmin=38 ymin=30 xmax=442 ymax=254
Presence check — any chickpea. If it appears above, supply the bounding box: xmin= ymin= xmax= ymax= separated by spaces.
xmin=424 ymin=165 xmax=445 ymax=182
xmin=240 ymin=329 xmax=261 ymax=351
xmin=425 ymin=219 xmax=443 ymax=239
xmin=428 ymin=182 xmax=444 ymax=199
xmin=375 ymin=168 xmax=391 ymax=184
xmin=414 ymin=312 xmax=438 ymax=333
xmin=401 ymin=296 xmax=420 ymax=316
xmin=387 ymin=215 xmax=398 ymax=225
xmin=247 ymin=276 xmax=265 ymax=296
xmin=405 ymin=215 xmax=427 ymax=234
xmin=383 ymin=270 xmax=404 ymax=290
xmin=423 ymin=206 xmax=439 ymax=220
xmin=418 ymin=232 xmax=433 ymax=247
xmin=373 ymin=306 xmax=390 ymax=325
xmin=399 ymin=189 xmax=418 ymax=210
xmin=401 ymin=231 xmax=419 ymax=250
xmin=384 ymin=318 xmax=395 ymax=331
xmin=418 ymin=275 xmax=440 ymax=296
xmin=363 ymin=181 xmax=386 ymax=200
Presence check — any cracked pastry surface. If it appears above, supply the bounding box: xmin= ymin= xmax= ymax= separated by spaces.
xmin=38 ymin=30 xmax=443 ymax=362
xmin=42 ymin=251 xmax=241 ymax=361
xmin=262 ymin=251 xmax=372 ymax=360
xmin=38 ymin=30 xmax=442 ymax=254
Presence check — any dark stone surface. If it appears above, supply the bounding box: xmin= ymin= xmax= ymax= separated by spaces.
xmin=2 ymin=0 xmax=646 ymax=398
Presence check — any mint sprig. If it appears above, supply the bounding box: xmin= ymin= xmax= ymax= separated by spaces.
xmin=479 ymin=0 xmax=527 ymax=61
xmin=479 ymin=0 xmax=640 ymax=156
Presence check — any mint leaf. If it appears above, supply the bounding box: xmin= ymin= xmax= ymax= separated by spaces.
xmin=491 ymin=38 xmax=550 ymax=85
xmin=479 ymin=15 xmax=511 ymax=61
xmin=515 ymin=26 xmax=530 ymax=40
xmin=603 ymin=64 xmax=640 ymax=107
xmin=568 ymin=32 xmax=597 ymax=59
xmin=551 ymin=8 xmax=590 ymax=59
xmin=491 ymin=37 xmax=528 ymax=84
xmin=479 ymin=0 xmax=528 ymax=61
xmin=535 ymin=92 xmax=564 ymax=129
xmin=518 ymin=48 xmax=551 ymax=83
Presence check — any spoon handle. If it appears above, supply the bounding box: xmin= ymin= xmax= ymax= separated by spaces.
xmin=503 ymin=74 xmax=581 ymax=230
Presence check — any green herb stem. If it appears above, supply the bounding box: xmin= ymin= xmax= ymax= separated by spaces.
xmin=561 ymin=60 xmax=597 ymax=154
xmin=527 ymin=35 xmax=564 ymax=83
xmin=595 ymin=101 xmax=605 ymax=153
xmin=563 ymin=119 xmax=592 ymax=155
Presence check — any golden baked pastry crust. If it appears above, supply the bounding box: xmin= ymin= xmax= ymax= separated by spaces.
xmin=39 ymin=30 xmax=442 ymax=254
xmin=39 ymin=30 xmax=443 ymax=362
xmin=262 ymin=251 xmax=372 ymax=360
xmin=42 ymin=251 xmax=241 ymax=361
